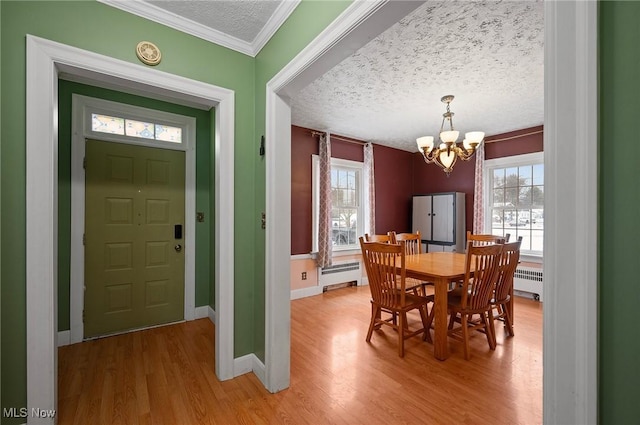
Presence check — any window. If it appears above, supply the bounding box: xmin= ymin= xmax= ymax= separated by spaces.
xmin=92 ymin=113 xmax=182 ymax=143
xmin=312 ymin=156 xmax=364 ymax=251
xmin=485 ymin=152 xmax=543 ymax=255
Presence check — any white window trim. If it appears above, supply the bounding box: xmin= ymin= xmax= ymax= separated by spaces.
xmin=311 ymin=155 xmax=364 ymax=253
xmin=483 ymin=152 xmax=544 ymax=257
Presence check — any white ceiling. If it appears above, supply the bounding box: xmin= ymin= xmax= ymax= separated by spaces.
xmin=100 ymin=0 xmax=544 ymax=153
xmin=99 ymin=0 xmax=300 ymax=56
xmin=291 ymin=0 xmax=544 ymax=152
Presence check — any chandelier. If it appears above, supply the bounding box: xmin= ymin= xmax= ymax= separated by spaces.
xmin=416 ymin=95 xmax=484 ymax=175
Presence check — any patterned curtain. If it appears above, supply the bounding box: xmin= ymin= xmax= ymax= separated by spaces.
xmin=316 ymin=133 xmax=333 ymax=268
xmin=473 ymin=143 xmax=485 ymax=234
xmin=363 ymin=142 xmax=376 ymax=235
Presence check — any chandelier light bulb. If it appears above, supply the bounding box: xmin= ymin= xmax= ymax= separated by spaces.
xmin=416 ymin=95 xmax=482 ymax=175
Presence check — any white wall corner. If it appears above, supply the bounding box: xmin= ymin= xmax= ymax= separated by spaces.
xmin=232 ymin=354 xmax=267 ymax=390
xmin=233 ymin=354 xmax=254 ymax=377
xmin=194 ymin=306 xmax=209 ymax=320
xmin=57 ymin=331 xmax=71 ymax=347
xmin=252 ymin=355 xmax=267 ymax=388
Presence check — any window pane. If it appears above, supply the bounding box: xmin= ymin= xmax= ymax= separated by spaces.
xmin=493 ymin=169 xmax=505 ymax=188
xmin=330 ymin=165 xmax=360 ymax=247
xmin=518 ymin=187 xmax=532 ymax=207
xmin=532 ymin=209 xmax=544 ymax=227
xmin=92 ymin=113 xmax=124 ymax=135
xmin=489 ymin=162 xmax=543 ymax=253
xmin=155 ymin=124 xmax=182 ymax=143
xmin=532 ymin=185 xmax=544 ymax=206
xmin=492 ymin=209 xmax=504 ymax=225
xmin=533 ymin=163 xmax=544 ymax=185
xmin=125 ymin=119 xmax=155 ymax=139
xmin=493 ymin=188 xmax=505 ymax=205
xmin=519 ymin=165 xmax=532 ymax=185
xmin=505 ymin=167 xmax=518 ymax=187
xmin=505 ymin=188 xmax=518 ymax=206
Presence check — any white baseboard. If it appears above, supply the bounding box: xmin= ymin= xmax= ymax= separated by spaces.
xmin=233 ymin=353 xmax=267 ymax=387
xmin=290 ymin=285 xmax=323 ymax=300
xmin=251 ymin=355 xmax=267 ymax=387
xmin=208 ymin=306 xmax=216 ymax=324
xmin=194 ymin=305 xmax=209 ymax=319
xmin=57 ymin=330 xmax=70 ymax=347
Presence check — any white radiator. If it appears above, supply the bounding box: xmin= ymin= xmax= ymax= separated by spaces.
xmin=318 ymin=260 xmax=361 ymax=288
xmin=513 ymin=266 xmax=544 ymax=302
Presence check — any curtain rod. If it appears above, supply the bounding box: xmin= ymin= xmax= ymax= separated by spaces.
xmin=310 ymin=130 xmax=368 ymax=145
xmin=484 ymin=129 xmax=543 ymax=144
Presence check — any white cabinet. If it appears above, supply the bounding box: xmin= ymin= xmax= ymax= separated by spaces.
xmin=412 ymin=192 xmax=465 ymax=252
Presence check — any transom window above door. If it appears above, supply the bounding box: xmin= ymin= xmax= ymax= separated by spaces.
xmin=92 ymin=113 xmax=182 ymax=143
xmin=78 ymin=95 xmax=193 ymax=152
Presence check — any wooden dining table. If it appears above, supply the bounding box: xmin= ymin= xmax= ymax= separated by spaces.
xmin=402 ymin=251 xmax=469 ymax=360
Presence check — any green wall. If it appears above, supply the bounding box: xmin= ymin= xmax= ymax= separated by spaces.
xmin=599 ymin=2 xmax=640 ymax=423
xmin=57 ymin=80 xmax=213 ymax=331
xmin=252 ymin=0 xmax=351 ymax=362
xmin=0 ymin=0 xmax=355 ymax=418
xmin=5 ymin=0 xmax=640 ymax=423
xmin=0 ymin=0 xmax=255 ymax=419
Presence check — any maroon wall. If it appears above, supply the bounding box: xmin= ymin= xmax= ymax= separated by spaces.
xmin=485 ymin=125 xmax=544 ymax=159
xmin=291 ymin=125 xmax=317 ymax=255
xmin=291 ymin=125 xmax=542 ymax=254
xmin=373 ymin=144 xmax=415 ymax=234
xmin=291 ymin=125 xmax=413 ymax=255
xmin=411 ymin=126 xmax=543 ymax=233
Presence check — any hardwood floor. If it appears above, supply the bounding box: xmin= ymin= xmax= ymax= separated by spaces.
xmin=58 ymin=287 xmax=542 ymax=424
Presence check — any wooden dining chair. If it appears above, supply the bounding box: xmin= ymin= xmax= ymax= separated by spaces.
xmin=359 ymin=237 xmax=432 ymax=357
xmin=428 ymin=241 xmax=504 ymax=360
xmin=466 ymin=231 xmax=506 ymax=247
xmin=489 ymin=240 xmax=521 ymax=341
xmin=391 ymin=231 xmax=430 ymax=296
xmin=504 ymin=233 xmax=523 ymax=243
xmin=364 ymin=233 xmax=393 ymax=243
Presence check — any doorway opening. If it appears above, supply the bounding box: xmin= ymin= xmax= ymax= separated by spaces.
xmin=26 ymin=35 xmax=235 ymax=414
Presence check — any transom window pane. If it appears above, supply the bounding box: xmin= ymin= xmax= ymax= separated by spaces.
xmin=125 ymin=119 xmax=155 ymax=139
xmin=91 ymin=113 xmax=183 ymax=144
xmin=91 ymin=113 xmax=124 ymax=135
xmin=155 ymin=124 xmax=182 ymax=143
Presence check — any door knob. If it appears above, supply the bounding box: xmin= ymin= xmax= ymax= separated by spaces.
xmin=174 ymin=244 xmax=182 ymax=252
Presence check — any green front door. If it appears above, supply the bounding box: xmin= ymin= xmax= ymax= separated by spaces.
xmin=84 ymin=139 xmax=185 ymax=338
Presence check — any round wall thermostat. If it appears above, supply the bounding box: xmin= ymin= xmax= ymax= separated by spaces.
xmin=136 ymin=41 xmax=162 ymax=66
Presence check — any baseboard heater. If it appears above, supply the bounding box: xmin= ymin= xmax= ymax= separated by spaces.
xmin=318 ymin=260 xmax=362 ymax=290
xmin=513 ymin=266 xmax=544 ymax=302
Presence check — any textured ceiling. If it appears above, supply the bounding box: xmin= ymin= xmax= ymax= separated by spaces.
xmin=147 ymin=0 xmax=281 ymax=42
xmin=101 ymin=0 xmax=299 ymax=56
xmin=290 ymin=0 xmax=544 ymax=152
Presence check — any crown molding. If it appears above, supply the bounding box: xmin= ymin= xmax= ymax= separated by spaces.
xmin=99 ymin=0 xmax=300 ymax=57
xmin=98 ymin=0 xmax=251 ymax=56
xmin=252 ymin=0 xmax=301 ymax=56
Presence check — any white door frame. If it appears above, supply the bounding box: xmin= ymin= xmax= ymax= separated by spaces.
xmin=265 ymin=1 xmax=598 ymax=423
xmin=26 ymin=35 xmax=235 ymax=422
xmin=69 ymin=95 xmax=197 ymax=343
